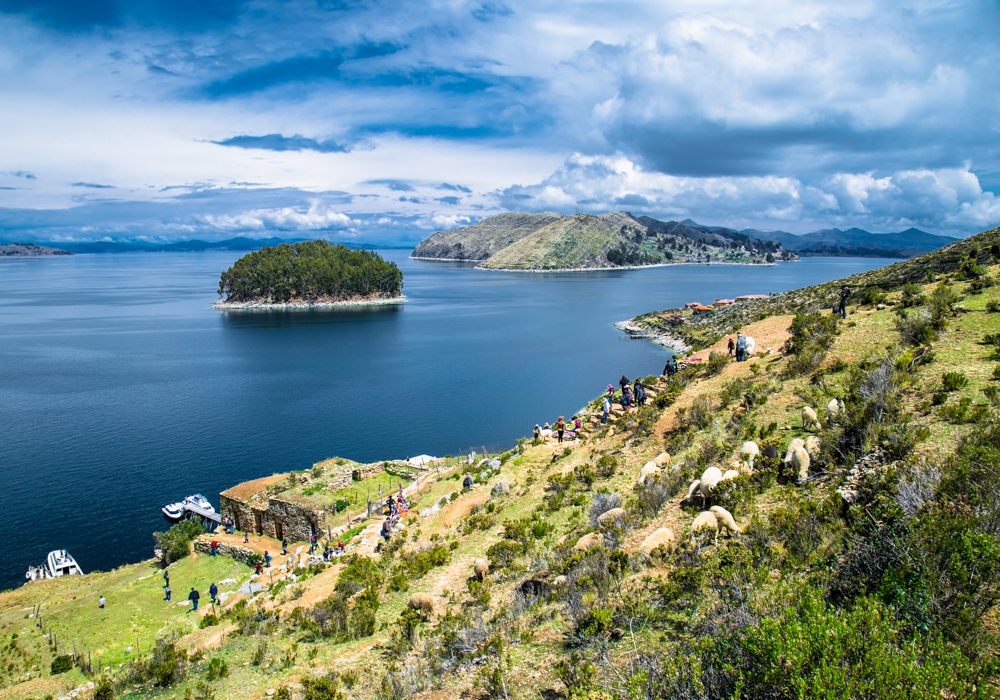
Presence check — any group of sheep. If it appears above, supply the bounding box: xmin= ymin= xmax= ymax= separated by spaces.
xmin=636 ymin=451 xmax=672 ymax=485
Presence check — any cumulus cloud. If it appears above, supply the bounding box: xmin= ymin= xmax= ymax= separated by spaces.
xmin=501 ymin=154 xmax=1000 ymax=235
xmin=201 ymin=202 xmax=355 ymax=231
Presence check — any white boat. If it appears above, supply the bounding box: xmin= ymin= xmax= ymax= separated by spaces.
xmin=162 ymin=502 xmax=185 ymax=521
xmin=25 ymin=550 xmax=83 ymax=582
xmin=184 ymin=494 xmax=215 ymax=514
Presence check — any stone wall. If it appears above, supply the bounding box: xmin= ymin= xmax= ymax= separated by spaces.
xmin=193 ymin=538 xmax=262 ymax=566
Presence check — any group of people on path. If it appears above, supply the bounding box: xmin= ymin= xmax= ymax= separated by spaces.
xmin=601 ymin=374 xmax=649 ymax=424
xmin=727 ymin=332 xmax=750 ymax=362
xmin=379 ymin=487 xmax=411 ymax=546
xmin=160 ymin=568 xmax=219 ymax=613
xmin=533 ymin=415 xmax=582 ymax=443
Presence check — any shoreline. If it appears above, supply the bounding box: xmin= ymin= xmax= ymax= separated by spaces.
xmin=211 ymin=296 xmax=407 ymax=310
xmin=474 ymin=260 xmax=777 ymax=273
xmin=615 ymin=318 xmax=693 ymax=354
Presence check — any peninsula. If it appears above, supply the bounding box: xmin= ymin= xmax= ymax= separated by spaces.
xmin=0 ymin=242 xmax=72 ymax=256
xmin=212 ymin=240 xmax=404 ymax=309
xmin=412 ymin=210 xmax=795 ymax=270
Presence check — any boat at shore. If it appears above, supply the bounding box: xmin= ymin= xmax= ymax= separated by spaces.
xmin=25 ymin=550 xmax=83 ymax=582
xmin=162 ymin=494 xmax=215 ymax=521
xmin=184 ymin=494 xmax=214 ymax=513
xmin=162 ymin=501 xmax=185 ymax=520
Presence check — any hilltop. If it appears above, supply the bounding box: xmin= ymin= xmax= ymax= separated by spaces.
xmin=0 ymin=243 xmax=72 ymax=256
xmin=4 ymin=226 xmax=1000 ymax=700
xmin=756 ymin=225 xmax=958 ymax=258
xmin=416 ymin=211 xmax=791 ymax=270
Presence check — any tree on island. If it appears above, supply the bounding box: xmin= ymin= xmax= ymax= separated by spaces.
xmin=218 ymin=241 xmax=403 ymax=303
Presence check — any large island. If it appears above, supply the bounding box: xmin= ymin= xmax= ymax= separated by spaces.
xmin=213 ymin=240 xmax=404 ymax=309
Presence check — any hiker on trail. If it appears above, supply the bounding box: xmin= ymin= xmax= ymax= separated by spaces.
xmin=619 ymin=374 xmax=630 ymax=391
xmin=335 ymin=540 xmax=345 ymax=555
xmin=164 ymin=584 xmax=171 ymax=602
xmin=728 ymin=337 xmax=735 ymax=356
xmin=381 ymin=518 xmax=392 ymax=542
xmin=601 ymin=396 xmax=611 ymax=424
xmin=254 ymin=562 xmax=263 ymax=575
xmin=554 ymin=416 xmax=566 ymax=443
xmin=573 ymin=415 xmax=582 ymax=432
xmin=533 ymin=424 xmax=542 ymax=440
xmin=99 ymin=595 xmax=105 ymax=609
xmin=309 ymin=534 xmax=316 ymax=554
xmin=838 ymin=286 xmax=850 ymax=319
xmin=606 ymin=384 xmax=615 ymax=401
xmin=664 ymin=356 xmax=678 ymax=378
xmin=621 ymin=385 xmax=632 ymax=410
xmin=188 ymin=588 xmax=199 ymax=612
xmin=634 ymin=379 xmax=647 ymax=407
xmin=281 ymin=539 xmax=288 ymax=556
xmin=243 ymin=531 xmax=249 ymax=544
xmin=163 ymin=569 xmax=170 ymax=586
xmin=736 ymin=333 xmax=747 ymax=362
xmin=463 ymin=472 xmax=474 ymax=491
xmin=210 ymin=540 xmax=218 ymax=556
xmin=209 ymin=582 xmax=218 ymax=604
xmin=264 ymin=551 xmax=272 ymax=568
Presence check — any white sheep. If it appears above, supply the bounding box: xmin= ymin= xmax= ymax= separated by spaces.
xmin=801 ymin=406 xmax=821 ymax=431
xmin=551 ymin=575 xmax=568 ymax=588
xmin=573 ymin=532 xmax=604 ymax=552
xmin=740 ymin=441 xmax=760 ymax=470
xmin=709 ymin=506 xmax=741 ymax=535
xmin=805 ymin=435 xmax=821 ymax=457
xmin=637 ymin=462 xmax=662 ymax=485
xmin=721 ymin=469 xmax=740 ymax=482
xmin=653 ymin=452 xmax=672 ymax=468
xmin=473 ymin=558 xmax=489 ymax=581
xmin=638 ymin=528 xmax=675 ymax=562
xmin=827 ymin=398 xmax=841 ymax=417
xmin=683 ymin=480 xmax=701 ymax=505
xmin=786 ymin=445 xmax=810 ymax=483
xmin=597 ymin=507 xmax=628 ymax=529
xmin=690 ymin=511 xmax=719 ymax=544
xmin=699 ymin=466 xmax=723 ymax=503
xmin=783 ymin=438 xmax=805 ymax=464
xmin=408 ymin=593 xmax=434 ymax=616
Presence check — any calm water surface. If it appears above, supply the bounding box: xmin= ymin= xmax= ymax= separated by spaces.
xmin=0 ymin=251 xmax=888 ymax=589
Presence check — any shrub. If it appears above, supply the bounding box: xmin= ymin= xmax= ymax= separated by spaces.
xmin=941 ymin=371 xmax=969 ymax=392
xmin=399 ymin=544 xmax=450 ymax=580
xmin=93 ymin=676 xmax=115 ymax=700
xmin=895 ymin=308 xmax=935 ymax=346
xmin=302 ymin=676 xmax=343 ymax=700
xmin=986 ymin=300 xmax=1000 ymax=313
xmin=199 ymin=614 xmax=219 ymax=629
xmin=153 ymin=520 xmax=204 ymax=566
xmin=596 ymin=454 xmax=618 ymax=477
xmin=206 ymin=657 xmax=228 ymax=681
xmin=899 ymin=283 xmax=925 ymax=308
xmin=50 ymin=655 xmax=72 ymax=675
xmin=927 ymin=281 xmax=961 ymax=328
xmin=485 ymin=540 xmax=522 ymax=569
xmin=856 ymin=287 xmax=886 ymax=306
xmin=783 ymin=311 xmax=839 ymax=375
xmin=388 ymin=570 xmax=409 ymax=592
xmin=705 ymin=351 xmax=729 ymax=376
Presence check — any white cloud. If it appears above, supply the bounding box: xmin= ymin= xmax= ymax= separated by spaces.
xmin=202 ymin=203 xmax=355 ymax=231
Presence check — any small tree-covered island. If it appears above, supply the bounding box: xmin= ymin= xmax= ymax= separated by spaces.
xmin=212 ymin=240 xmax=404 ymax=309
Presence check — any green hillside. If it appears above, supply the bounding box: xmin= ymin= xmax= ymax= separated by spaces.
xmin=5 ymin=226 xmax=1000 ymax=700
xmin=411 ymin=212 xmax=562 ymax=261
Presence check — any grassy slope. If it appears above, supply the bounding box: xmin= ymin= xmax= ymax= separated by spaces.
xmin=411 ymin=213 xmax=562 ymax=261
xmin=4 ymin=230 xmax=1000 ymax=700
xmin=477 ymin=212 xmax=632 ymax=270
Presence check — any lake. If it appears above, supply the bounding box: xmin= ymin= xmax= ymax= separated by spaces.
xmin=0 ymin=251 xmax=889 ymax=589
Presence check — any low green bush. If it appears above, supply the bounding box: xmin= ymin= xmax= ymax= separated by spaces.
xmin=153 ymin=520 xmax=204 ymax=566
xmin=50 ymin=655 xmax=72 ymax=675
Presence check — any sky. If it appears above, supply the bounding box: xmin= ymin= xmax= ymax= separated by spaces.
xmin=0 ymin=0 xmax=998 ymax=245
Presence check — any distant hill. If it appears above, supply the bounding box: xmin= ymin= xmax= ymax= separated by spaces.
xmin=744 ymin=226 xmax=958 ymax=258
xmin=416 ymin=211 xmax=793 ymax=270
xmin=411 ymin=212 xmax=562 ymax=261
xmin=3 ymin=237 xmax=407 ymax=254
xmin=0 ymin=242 xmax=72 ymax=256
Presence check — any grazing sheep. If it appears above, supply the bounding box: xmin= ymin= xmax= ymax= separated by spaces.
xmin=709 ymin=506 xmax=741 ymax=535
xmin=786 ymin=445 xmax=811 ymax=483
xmin=597 ymin=507 xmax=628 ymax=529
xmin=408 ymin=593 xmax=434 ymax=616
xmin=721 ymin=469 xmax=740 ymax=482
xmin=805 ymin=435 xmax=821 ymax=457
xmin=551 ymin=575 xmax=568 ymax=588
xmin=762 ymin=445 xmax=780 ymax=460
xmin=740 ymin=441 xmax=760 ymax=470
xmin=573 ymin=532 xmax=604 ymax=552
xmin=690 ymin=511 xmax=719 ymax=544
xmin=474 ymin=558 xmax=489 ymax=582
xmin=683 ymin=480 xmax=701 ymax=505
xmin=827 ymin=398 xmax=841 ymax=417
xmin=519 ymin=579 xmax=549 ymax=597
xmin=637 ymin=462 xmax=662 ymax=485
xmin=801 ymin=406 xmax=821 ymax=431
xmin=653 ymin=452 xmax=671 ymax=468
xmin=699 ymin=467 xmax=723 ymax=502
xmin=783 ymin=438 xmax=805 ymax=464
xmin=638 ymin=527 xmax=675 ymax=562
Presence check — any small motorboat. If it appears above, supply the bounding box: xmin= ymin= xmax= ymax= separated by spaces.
xmin=184 ymin=494 xmax=215 ymax=514
xmin=162 ymin=502 xmax=186 ymax=521
xmin=26 ymin=550 xmax=83 ymax=582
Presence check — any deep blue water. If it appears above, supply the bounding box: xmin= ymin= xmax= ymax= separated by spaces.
xmin=0 ymin=251 xmax=889 ymax=589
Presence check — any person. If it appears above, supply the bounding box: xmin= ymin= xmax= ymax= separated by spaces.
xmin=735 ymin=333 xmax=747 ymax=362
xmin=209 ymin=582 xmax=218 ymax=604
xmin=838 ymin=286 xmax=850 ymax=319
xmin=634 ymin=379 xmax=647 ymax=407
xmin=163 ymin=569 xmax=170 ymax=587
xmin=264 ymin=551 xmax=272 ymax=568
xmin=243 ymin=530 xmax=249 ymax=544
xmin=621 ymin=385 xmax=632 ymax=410
xmin=164 ymin=583 xmax=171 ymax=602
xmin=619 ymin=374 xmax=630 ymax=392
xmin=606 ymin=384 xmax=615 ymax=400
xmin=727 ymin=337 xmax=735 ymax=357
xmin=462 ymin=472 xmax=474 ymax=491
xmin=335 ymin=539 xmax=345 ymax=555
xmin=554 ymin=416 xmax=566 ymax=443
xmin=533 ymin=424 xmax=541 ymax=440
xmin=188 ymin=587 xmax=200 ymax=612
xmin=386 ymin=494 xmax=397 ymax=516
xmin=380 ymin=518 xmax=392 ymax=542
xmin=254 ymin=562 xmax=263 ymax=575
xmin=601 ymin=395 xmax=611 ymax=424
xmin=99 ymin=595 xmax=105 ymax=609
xmin=664 ymin=356 xmax=678 ymax=379
xmin=281 ymin=538 xmax=288 ymax=556
xmin=210 ymin=540 xmax=218 ymax=556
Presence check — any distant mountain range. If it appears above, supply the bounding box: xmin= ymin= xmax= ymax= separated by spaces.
xmin=683 ymin=220 xmax=958 ymax=258
xmin=0 ymin=237 xmax=410 ymax=254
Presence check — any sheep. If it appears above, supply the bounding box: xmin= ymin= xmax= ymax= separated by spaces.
xmin=709 ymin=506 xmax=741 ymax=535
xmin=408 ymin=593 xmax=434 ymax=616
xmin=637 ymin=462 xmax=661 ymax=485
xmin=519 ymin=579 xmax=549 ymax=597
xmin=638 ymin=527 xmax=675 ymax=562
xmin=690 ymin=511 xmax=719 ymax=544
xmin=721 ymin=469 xmax=740 ymax=482
xmin=653 ymin=452 xmax=672 ymax=468
xmin=682 ymin=480 xmax=701 ymax=505
xmin=827 ymin=398 xmax=841 ymax=417
xmin=805 ymin=435 xmax=821 ymax=457
xmin=473 ymin=558 xmax=489 ymax=582
xmin=597 ymin=507 xmax=628 ymax=529
xmin=786 ymin=445 xmax=811 ymax=483
xmin=699 ymin=466 xmax=723 ymax=502
xmin=801 ymin=406 xmax=821 ymax=431
xmin=573 ymin=532 xmax=604 ymax=552
xmin=783 ymin=438 xmax=805 ymax=464
xmin=740 ymin=441 xmax=760 ymax=470
xmin=551 ymin=575 xmax=568 ymax=588
xmin=762 ymin=445 xmax=780 ymax=460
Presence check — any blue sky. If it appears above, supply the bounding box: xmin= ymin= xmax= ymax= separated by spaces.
xmin=0 ymin=0 xmax=998 ymax=244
